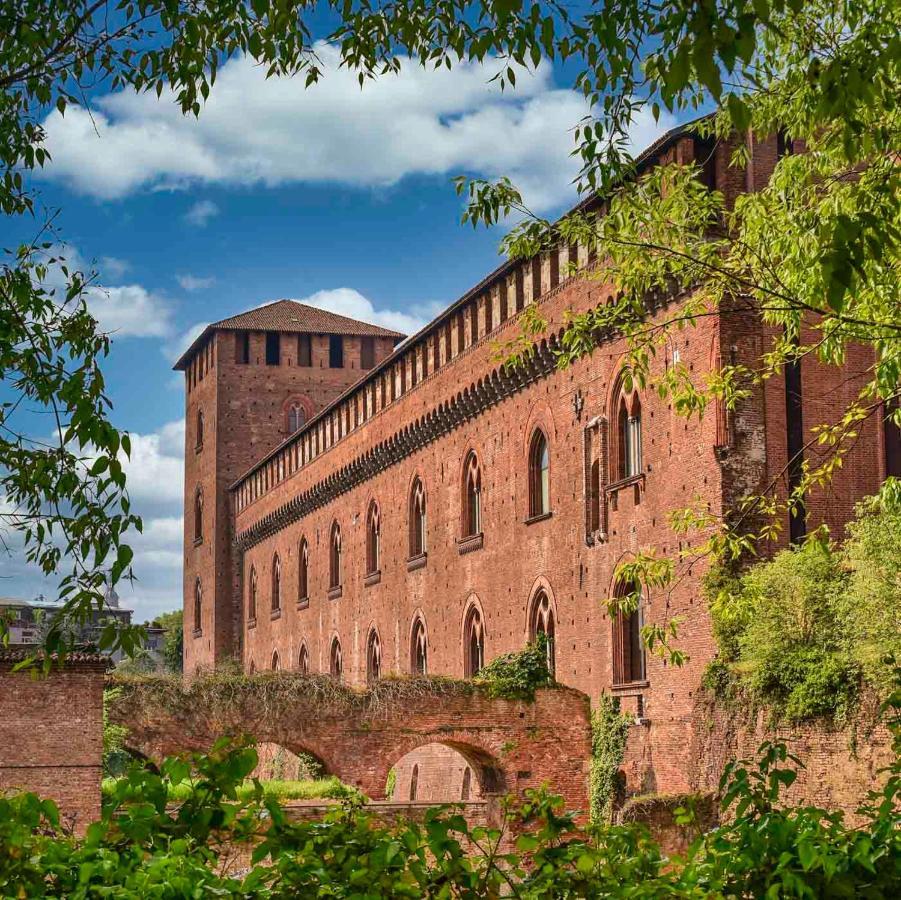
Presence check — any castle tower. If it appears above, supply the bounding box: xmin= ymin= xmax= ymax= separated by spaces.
xmin=174 ymin=300 xmax=403 ymax=672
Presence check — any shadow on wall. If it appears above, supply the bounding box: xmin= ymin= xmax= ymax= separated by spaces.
xmin=254 ymin=742 xmax=327 ymax=781
xmin=390 ymin=742 xmax=489 ymax=803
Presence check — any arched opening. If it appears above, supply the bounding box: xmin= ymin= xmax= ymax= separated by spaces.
xmin=529 ymin=589 xmax=556 ymax=676
xmin=388 ymin=742 xmax=504 ymax=804
xmin=528 ymin=428 xmax=550 ymax=517
xmin=193 ymin=578 xmax=202 ymax=634
xmin=298 ymin=642 xmax=309 ymax=675
xmin=193 ymin=488 xmax=203 ymax=542
xmin=409 ymin=477 xmax=427 ymax=558
xmin=253 ymin=743 xmax=330 ymax=784
xmin=612 ymin=577 xmax=646 ymax=685
xmin=366 ymin=628 xmax=381 ymax=682
xmin=463 ymin=604 xmax=485 ymax=677
xmin=248 ymin=566 xmax=258 ymax=622
xmin=366 ymin=502 xmax=380 ymax=575
xmin=462 ymin=451 xmax=481 ymax=538
xmin=271 ymin=650 xmax=280 ymax=670
xmin=410 ymin=615 xmax=428 ymax=675
xmin=298 ymin=537 xmax=309 ymax=603
xmin=271 ymin=554 xmax=281 ymax=612
xmin=329 ymin=636 xmax=343 ymax=680
xmin=329 ymin=521 xmax=342 ymax=590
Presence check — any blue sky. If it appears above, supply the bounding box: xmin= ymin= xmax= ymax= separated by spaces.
xmin=1 ymin=46 xmax=675 ymax=622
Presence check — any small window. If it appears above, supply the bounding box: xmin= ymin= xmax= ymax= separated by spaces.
xmin=329 ymin=521 xmax=342 ymax=589
xmin=287 ymin=403 xmax=306 ymax=433
xmin=462 ymin=452 xmax=482 ymax=538
xmin=195 ymin=409 xmax=204 ymax=449
xmin=193 ymin=488 xmax=203 ymax=542
xmin=612 ymin=578 xmax=646 ymax=685
xmin=298 ymin=538 xmax=309 ymax=602
xmin=528 ymin=429 xmax=550 ymax=517
xmin=248 ymin=566 xmax=258 ymax=621
xmin=297 ymin=334 xmax=312 ymax=366
xmin=236 ymin=331 xmax=250 ymax=364
xmin=410 ymin=616 xmax=427 ymax=675
xmin=409 ymin=478 xmax=427 ymax=558
xmin=193 ymin=579 xmax=202 ymax=633
xmin=366 ymin=502 xmax=380 ymax=575
xmin=271 ymin=650 xmax=281 ymax=671
xmin=366 ymin=629 xmax=381 ymax=683
xmin=271 ymin=554 xmax=281 ymax=612
xmin=589 ymin=459 xmax=601 ymax=532
xmin=529 ymin=590 xmax=556 ymax=676
xmin=265 ymin=333 xmax=280 ymax=365
xmin=360 ymin=336 xmax=375 ymax=369
xmin=329 ymin=335 xmax=344 ymax=368
xmin=330 ymin=637 xmax=343 ymax=680
xmin=464 ymin=605 xmax=485 ymax=677
xmin=298 ymin=643 xmax=309 ymax=675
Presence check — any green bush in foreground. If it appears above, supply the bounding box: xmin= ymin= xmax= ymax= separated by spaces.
xmin=1 ymin=686 xmax=899 ymax=898
xmin=101 ymin=775 xmax=353 ymax=803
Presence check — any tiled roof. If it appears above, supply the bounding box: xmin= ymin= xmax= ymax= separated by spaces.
xmin=174 ymin=300 xmax=405 ymax=370
xmin=0 ymin=648 xmax=112 ymax=669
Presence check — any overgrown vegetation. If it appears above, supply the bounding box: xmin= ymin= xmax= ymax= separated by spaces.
xmin=704 ymin=485 xmax=901 ymax=721
xmin=102 ymin=687 xmax=130 ymax=777
xmin=474 ymin=636 xmax=553 ymax=701
xmin=589 ymin=695 xmax=633 ymax=825
xmin=101 ymin=775 xmax=352 ymax=803
xmin=2 ymin=691 xmax=899 ymax=897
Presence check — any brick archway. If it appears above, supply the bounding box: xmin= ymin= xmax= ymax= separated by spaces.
xmin=109 ymin=676 xmax=590 ymax=808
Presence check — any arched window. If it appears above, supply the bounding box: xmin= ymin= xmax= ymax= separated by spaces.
xmin=248 ymin=659 xmax=256 ymax=675
xmin=366 ymin=502 xmax=380 ymax=575
xmin=248 ymin=566 xmax=258 ymax=622
xmin=409 ymin=477 xmax=427 ymax=558
xmin=461 ymin=767 xmax=472 ymax=801
xmin=615 ymin=379 xmax=642 ymax=480
xmin=366 ymin=628 xmax=381 ymax=682
xmin=271 ymin=554 xmax=281 ymax=612
xmin=528 ymin=429 xmax=550 ymax=517
xmin=193 ymin=579 xmax=202 ymax=634
xmin=462 ymin=452 xmax=482 ymax=538
xmin=195 ymin=409 xmax=204 ymax=450
xmin=287 ymin=403 xmax=306 ymax=433
xmin=612 ymin=577 xmax=646 ymax=685
xmin=329 ymin=521 xmax=342 ymax=590
xmin=298 ymin=643 xmax=309 ymax=675
xmin=298 ymin=538 xmax=309 ymax=603
xmin=329 ymin=637 xmax=343 ymax=680
xmin=271 ymin=650 xmax=280 ymax=671
xmin=463 ymin=605 xmax=485 ymax=677
xmin=410 ymin=764 xmax=419 ymax=801
xmin=193 ymin=488 xmax=203 ymax=542
xmin=410 ymin=616 xmax=428 ymax=675
xmin=529 ymin=590 xmax=556 ymax=676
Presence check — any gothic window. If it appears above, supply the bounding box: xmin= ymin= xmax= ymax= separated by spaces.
xmin=193 ymin=488 xmax=203 ymax=542
xmin=528 ymin=428 xmax=550 ymax=517
xmin=410 ymin=616 xmax=428 ymax=675
xmin=287 ymin=403 xmax=306 ymax=433
xmin=271 ymin=650 xmax=280 ymax=671
xmin=329 ymin=521 xmax=342 ymax=589
xmin=612 ymin=577 xmax=646 ymax=685
xmin=248 ymin=566 xmax=258 ymax=622
xmin=329 ymin=637 xmax=343 ymax=680
xmin=298 ymin=538 xmax=309 ymax=602
xmin=529 ymin=590 xmax=556 ymax=676
xmin=271 ymin=554 xmax=281 ymax=612
xmin=462 ymin=452 xmax=482 ymax=538
xmin=298 ymin=643 xmax=309 ymax=675
xmin=193 ymin=579 xmax=202 ymax=634
xmin=265 ymin=332 xmax=280 ymax=365
xmin=463 ymin=605 xmax=485 ymax=677
xmin=195 ymin=409 xmax=204 ymax=449
xmin=409 ymin=478 xmax=427 ymax=558
xmin=366 ymin=628 xmax=381 ymax=682
xmin=410 ymin=764 xmax=419 ymax=801
xmin=248 ymin=659 xmax=256 ymax=674
xmin=366 ymin=501 xmax=380 ymax=575
xmin=615 ymin=379 xmax=642 ymax=480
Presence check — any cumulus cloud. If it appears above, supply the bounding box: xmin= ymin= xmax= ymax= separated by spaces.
xmin=176 ymin=273 xmax=216 ymax=291
xmin=184 ymin=199 xmax=219 ymax=227
xmin=38 ymin=45 xmax=675 ymax=212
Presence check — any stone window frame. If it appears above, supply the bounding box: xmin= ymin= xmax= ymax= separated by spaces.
xmin=462 ymin=601 xmax=485 ymax=678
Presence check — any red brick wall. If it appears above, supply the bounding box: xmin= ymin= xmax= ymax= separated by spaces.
xmin=0 ymin=655 xmax=107 ymax=831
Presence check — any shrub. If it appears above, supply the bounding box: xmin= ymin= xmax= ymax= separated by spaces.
xmin=474 ymin=636 xmax=552 ymax=700
xmin=590 ymin=694 xmax=632 ymax=824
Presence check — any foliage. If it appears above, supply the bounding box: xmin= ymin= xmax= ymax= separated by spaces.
xmin=589 ymin=694 xmax=632 ymax=825
xmin=102 ymin=774 xmax=352 ymax=803
xmin=155 ymin=610 xmax=184 ymax=674
xmin=384 ymin=767 xmax=396 ymax=801
xmin=2 ymin=707 xmax=900 ymax=897
xmin=474 ymin=636 xmax=552 ymax=701
xmin=705 ymin=486 xmax=901 ymax=720
xmin=101 ymin=686 xmax=130 ymax=777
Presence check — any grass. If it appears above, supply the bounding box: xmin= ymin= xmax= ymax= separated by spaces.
xmin=102 ymin=776 xmax=353 ymax=803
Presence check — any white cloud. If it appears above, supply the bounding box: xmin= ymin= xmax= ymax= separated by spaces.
xmin=120 ymin=419 xmax=185 ymax=508
xmin=100 ymin=256 xmax=130 ymax=279
xmin=184 ymin=199 xmax=219 ymax=227
xmin=38 ymin=45 xmax=676 ymax=212
xmin=177 ymin=273 xmax=216 ymax=291
xmin=165 ymin=321 xmax=207 ymax=364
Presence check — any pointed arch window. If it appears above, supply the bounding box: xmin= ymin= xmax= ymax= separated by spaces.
xmin=528 ymin=429 xmax=551 ymax=517
xmin=612 ymin=577 xmax=646 ymax=685
xmin=410 ymin=616 xmax=428 ymax=675
xmin=462 ymin=452 xmax=482 ymax=538
xmin=271 ymin=554 xmax=281 ymax=613
xmin=329 ymin=637 xmax=343 ymax=680
xmin=193 ymin=579 xmax=202 ymax=636
xmin=298 ymin=643 xmax=309 ymax=675
xmin=615 ymin=380 xmax=642 ymax=480
xmin=366 ymin=628 xmax=381 ymax=683
xmin=248 ymin=566 xmax=258 ymax=624
xmin=193 ymin=488 xmax=204 ymax=543
xmin=529 ymin=590 xmax=556 ymax=676
xmin=328 ymin=521 xmax=342 ymax=594
xmin=366 ymin=502 xmax=380 ymax=576
xmin=287 ymin=403 xmax=306 ymax=433
xmin=271 ymin=650 xmax=281 ymax=671
xmin=409 ymin=478 xmax=427 ymax=559
xmin=298 ymin=537 xmax=309 ymax=605
xmin=464 ymin=605 xmax=485 ymax=677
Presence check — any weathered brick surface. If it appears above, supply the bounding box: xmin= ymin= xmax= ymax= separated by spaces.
xmin=0 ymin=654 xmax=107 ymax=831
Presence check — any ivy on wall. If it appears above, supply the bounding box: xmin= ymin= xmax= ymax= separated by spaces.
xmin=590 ymin=694 xmax=632 ymax=825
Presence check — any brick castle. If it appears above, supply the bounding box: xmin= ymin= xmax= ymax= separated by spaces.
xmin=177 ymin=122 xmax=898 ymax=801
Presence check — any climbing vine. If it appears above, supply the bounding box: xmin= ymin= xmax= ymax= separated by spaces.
xmin=590 ymin=695 xmax=632 ymax=825
xmin=475 ymin=636 xmax=552 ymax=701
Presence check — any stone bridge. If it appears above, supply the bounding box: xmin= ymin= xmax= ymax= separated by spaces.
xmin=109 ymin=674 xmax=591 ymax=809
